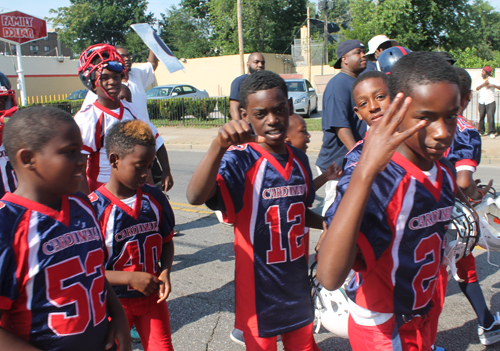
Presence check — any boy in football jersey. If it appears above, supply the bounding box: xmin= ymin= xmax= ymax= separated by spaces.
xmin=90 ymin=120 xmax=175 ymax=350
xmin=187 ymin=70 xmax=323 ymax=351
xmin=443 ymin=66 xmax=499 ymax=346
xmin=0 ymin=107 xmax=130 ymax=351
xmin=74 ymin=44 xmax=171 ymax=195
xmin=317 ymin=52 xmax=460 ymax=350
xmin=352 ymin=70 xmax=391 ymax=127
xmin=285 ymin=113 xmax=342 ymax=190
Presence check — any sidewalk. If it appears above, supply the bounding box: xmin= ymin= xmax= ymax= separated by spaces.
xmin=158 ymin=126 xmax=500 ymax=165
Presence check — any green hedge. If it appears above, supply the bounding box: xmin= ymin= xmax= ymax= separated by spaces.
xmin=19 ymin=96 xmax=232 ymax=127
xmin=19 ymin=99 xmax=85 ymax=115
xmin=148 ymin=97 xmax=218 ymax=120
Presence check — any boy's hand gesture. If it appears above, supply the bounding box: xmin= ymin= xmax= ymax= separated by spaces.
xmin=217 ymin=120 xmax=266 ymax=149
xmin=359 ymin=93 xmax=427 ymax=175
xmin=129 ymin=272 xmax=160 ymax=296
xmin=324 ymin=162 xmax=342 ymax=181
xmin=157 ymin=270 xmax=171 ymax=303
xmin=476 ymin=179 xmax=494 ymax=197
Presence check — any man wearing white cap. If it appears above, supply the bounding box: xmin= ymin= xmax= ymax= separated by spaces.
xmin=364 ymin=35 xmax=399 ymax=72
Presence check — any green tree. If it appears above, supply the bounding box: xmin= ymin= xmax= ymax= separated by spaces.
xmin=49 ymin=0 xmax=154 ymax=55
xmin=468 ymin=0 xmax=500 ymax=60
xmin=341 ymin=0 xmax=473 ymax=52
xmin=209 ymin=0 xmax=308 ymax=55
xmin=159 ymin=6 xmax=213 ymax=59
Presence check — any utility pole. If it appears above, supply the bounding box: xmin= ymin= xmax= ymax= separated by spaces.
xmin=307 ymin=6 xmax=311 ymax=82
xmin=323 ymin=5 xmax=328 ymax=66
xmin=319 ymin=1 xmax=334 ymax=68
xmin=237 ymin=0 xmax=245 ymax=75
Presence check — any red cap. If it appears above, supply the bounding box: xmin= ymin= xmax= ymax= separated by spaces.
xmin=483 ymin=66 xmax=493 ymax=75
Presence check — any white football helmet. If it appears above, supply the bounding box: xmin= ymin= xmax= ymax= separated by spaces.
xmin=443 ymin=199 xmax=479 ymax=281
xmin=310 ymin=262 xmax=352 ymax=339
xmin=475 ymin=188 xmax=500 ymax=266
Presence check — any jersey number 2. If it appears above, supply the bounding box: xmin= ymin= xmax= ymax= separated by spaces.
xmin=265 ymin=203 xmax=306 ymax=264
xmin=412 ymin=233 xmax=442 ymax=310
xmin=45 ymin=249 xmax=106 ymax=336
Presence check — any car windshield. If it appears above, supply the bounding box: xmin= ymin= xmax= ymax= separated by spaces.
xmin=286 ymin=81 xmax=306 ymax=92
xmin=147 ymin=87 xmax=173 ymax=97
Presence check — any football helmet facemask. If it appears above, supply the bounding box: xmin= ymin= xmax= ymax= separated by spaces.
xmin=443 ymin=199 xmax=479 ymax=281
xmin=309 ymin=261 xmax=351 ymax=338
xmin=475 ymin=188 xmax=500 ymax=266
xmin=78 ymin=44 xmax=125 ymax=93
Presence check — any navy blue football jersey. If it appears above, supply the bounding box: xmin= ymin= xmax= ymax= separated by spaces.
xmin=0 ymin=193 xmax=112 ymax=351
xmin=89 ymin=185 xmax=175 ymax=299
xmin=445 ymin=116 xmax=481 ymax=172
xmin=215 ymin=142 xmax=315 ymax=337
xmin=325 ymin=142 xmax=457 ymax=317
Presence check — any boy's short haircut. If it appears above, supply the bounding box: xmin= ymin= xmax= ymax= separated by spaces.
xmin=105 ymin=119 xmax=156 ymax=158
xmin=352 ymin=71 xmax=389 ymax=97
xmin=388 ymin=52 xmax=460 ymax=100
xmin=4 ymin=106 xmax=75 ymax=167
xmin=239 ymin=70 xmax=288 ymax=109
xmin=453 ymin=66 xmax=472 ymax=99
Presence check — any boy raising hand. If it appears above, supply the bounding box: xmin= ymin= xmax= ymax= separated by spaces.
xmin=318 ymin=52 xmax=460 ymax=350
xmin=187 ymin=71 xmax=323 ymax=351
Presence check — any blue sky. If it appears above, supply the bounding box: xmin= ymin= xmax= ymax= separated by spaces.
xmin=3 ymin=0 xmax=500 ymax=28
xmin=0 ymin=1 xmax=183 ymax=26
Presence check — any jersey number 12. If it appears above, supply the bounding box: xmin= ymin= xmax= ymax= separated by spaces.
xmin=265 ymin=202 xmax=306 ymax=264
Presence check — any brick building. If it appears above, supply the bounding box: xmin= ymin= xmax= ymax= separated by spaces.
xmin=0 ymin=31 xmax=73 ymax=57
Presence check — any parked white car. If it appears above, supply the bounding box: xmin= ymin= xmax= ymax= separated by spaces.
xmin=147 ymin=84 xmax=209 ymax=100
xmin=285 ymin=79 xmax=318 ymax=118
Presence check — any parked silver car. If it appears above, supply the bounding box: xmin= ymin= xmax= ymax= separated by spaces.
xmin=285 ymin=79 xmax=318 ymax=118
xmin=147 ymin=84 xmax=209 ymax=100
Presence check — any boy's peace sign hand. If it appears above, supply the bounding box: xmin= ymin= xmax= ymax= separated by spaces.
xmin=359 ymin=93 xmax=427 ymax=174
xmin=217 ymin=120 xmax=266 ymax=148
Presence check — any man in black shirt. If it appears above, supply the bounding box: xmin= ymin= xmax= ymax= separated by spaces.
xmin=229 ymin=52 xmax=266 ymax=120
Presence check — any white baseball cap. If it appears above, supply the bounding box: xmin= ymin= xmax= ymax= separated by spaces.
xmin=365 ymin=35 xmax=399 ymax=60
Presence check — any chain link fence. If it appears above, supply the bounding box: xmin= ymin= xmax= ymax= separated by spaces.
xmin=21 ymin=97 xmax=233 ymax=128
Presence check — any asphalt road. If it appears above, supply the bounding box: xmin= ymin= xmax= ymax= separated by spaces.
xmin=131 ymin=150 xmax=500 ymax=351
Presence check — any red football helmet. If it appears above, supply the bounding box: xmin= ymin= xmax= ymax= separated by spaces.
xmin=0 ymin=71 xmax=18 ymax=119
xmin=0 ymin=71 xmax=18 ymax=145
xmin=78 ymin=44 xmax=126 ymax=93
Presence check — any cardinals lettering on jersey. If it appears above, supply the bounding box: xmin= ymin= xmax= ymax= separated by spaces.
xmin=214 ymin=142 xmax=316 ymax=337
xmin=0 ymin=193 xmax=111 ymax=351
xmin=90 ymin=184 xmax=175 ymax=299
xmin=325 ymin=141 xmax=456 ymax=318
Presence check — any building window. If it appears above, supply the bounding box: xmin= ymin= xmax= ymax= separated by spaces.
xmin=30 ymin=45 xmax=39 ymax=51
xmin=44 ymin=46 xmax=50 ymax=52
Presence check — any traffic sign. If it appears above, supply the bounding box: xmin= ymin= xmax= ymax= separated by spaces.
xmin=0 ymin=11 xmax=47 ymax=45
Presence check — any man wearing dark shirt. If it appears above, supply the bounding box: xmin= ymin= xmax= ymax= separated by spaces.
xmin=317 ymin=40 xmax=367 ymax=215
xmin=229 ymin=52 xmax=266 ymax=120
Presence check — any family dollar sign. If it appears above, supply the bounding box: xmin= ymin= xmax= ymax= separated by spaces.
xmin=0 ymin=11 xmax=47 ymax=45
